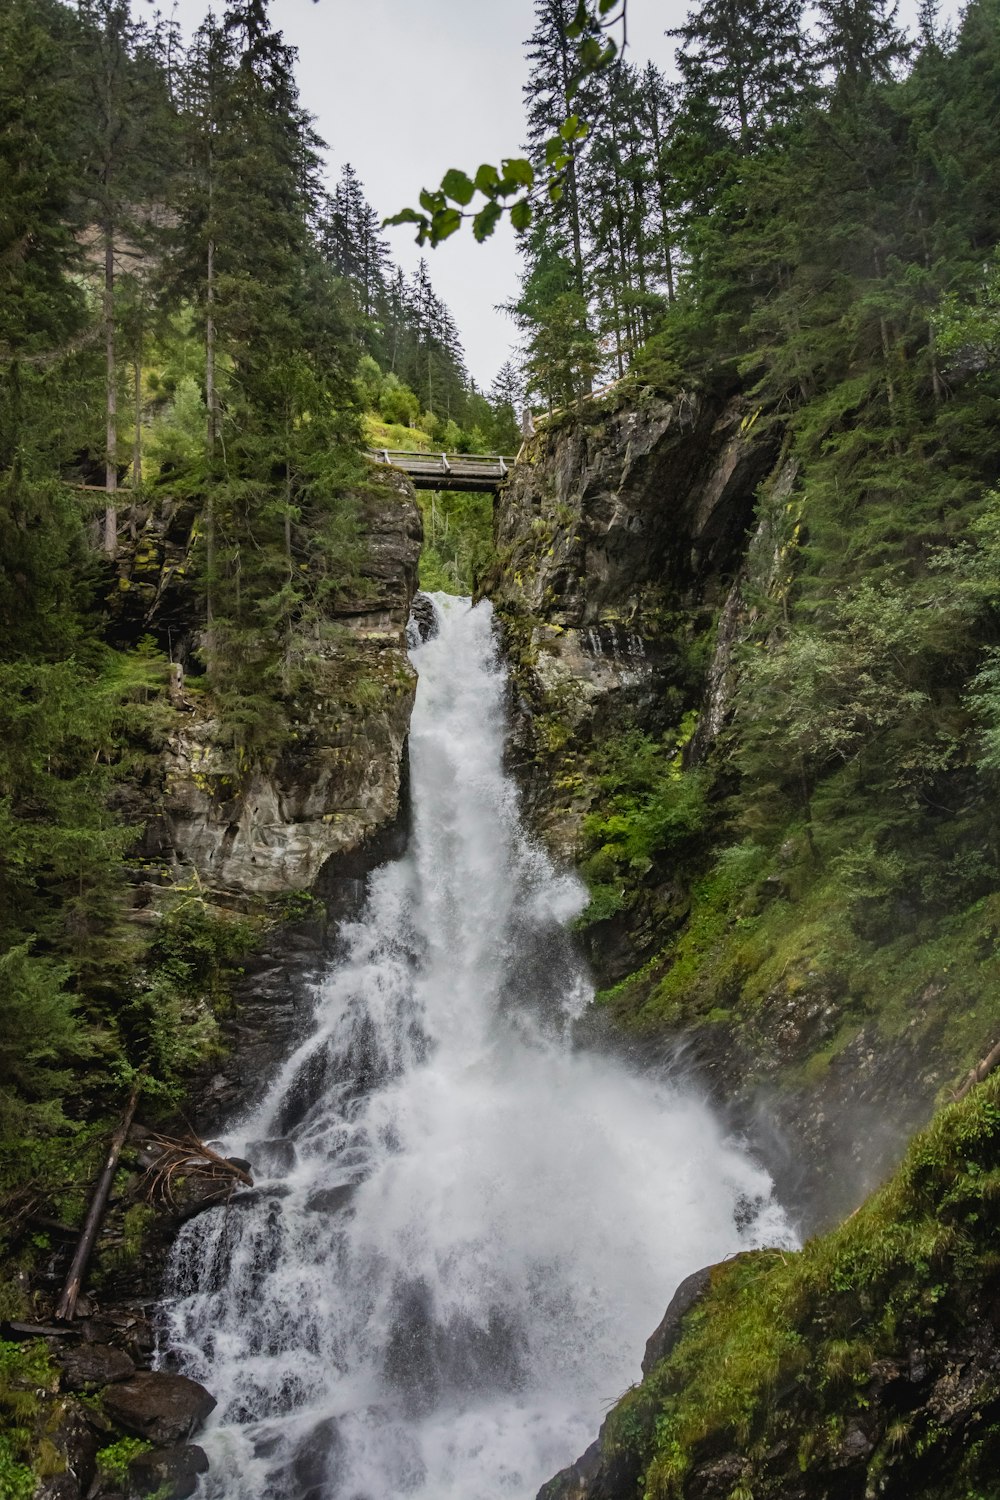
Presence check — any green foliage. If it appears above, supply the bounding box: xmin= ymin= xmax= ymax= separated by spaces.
xmin=95 ymin=1436 xmax=153 ymax=1482
xmin=580 ymin=722 xmax=709 ymax=890
xmin=418 ymin=489 xmax=494 ymax=594
xmin=122 ymin=891 xmax=259 ymax=1100
xmin=0 ymin=946 xmax=94 ymax=1140
xmin=387 ymin=2 xmax=626 ymax=249
xmin=934 ymin=247 xmax=1000 ymax=367
xmin=0 ymin=1339 xmax=59 ymax=1496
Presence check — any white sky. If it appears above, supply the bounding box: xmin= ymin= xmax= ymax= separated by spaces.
xmin=164 ymin=0 xmax=949 ymax=389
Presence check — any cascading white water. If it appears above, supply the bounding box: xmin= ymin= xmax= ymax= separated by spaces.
xmin=162 ymin=595 xmax=795 ymax=1500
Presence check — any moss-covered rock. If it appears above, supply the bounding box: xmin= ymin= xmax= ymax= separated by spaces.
xmin=540 ymin=1072 xmax=1000 ymax=1499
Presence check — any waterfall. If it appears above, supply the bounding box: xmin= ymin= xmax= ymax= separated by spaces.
xmin=162 ymin=595 xmax=794 ymax=1500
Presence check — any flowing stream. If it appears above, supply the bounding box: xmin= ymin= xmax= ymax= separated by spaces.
xmin=163 ymin=595 xmax=795 ymax=1500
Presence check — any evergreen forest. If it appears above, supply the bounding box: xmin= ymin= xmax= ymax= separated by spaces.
xmin=0 ymin=0 xmax=518 ymax=1266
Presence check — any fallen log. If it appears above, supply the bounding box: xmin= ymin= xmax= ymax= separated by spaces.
xmin=55 ymin=1083 xmax=140 ymax=1322
xmin=951 ymin=1038 xmax=1000 ymax=1104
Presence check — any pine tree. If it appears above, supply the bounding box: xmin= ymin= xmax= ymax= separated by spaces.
xmin=670 ymin=0 xmax=814 ymax=154
xmin=523 ymin=0 xmax=595 ymax=303
xmin=814 ymin=0 xmax=909 ymax=91
xmin=320 ymin=165 xmax=393 ymax=351
xmin=73 ymin=0 xmax=173 ymax=555
xmin=510 ymin=225 xmax=598 ymax=409
xmin=639 ymin=63 xmax=680 ymax=304
xmin=488 ymin=362 xmax=524 ymax=451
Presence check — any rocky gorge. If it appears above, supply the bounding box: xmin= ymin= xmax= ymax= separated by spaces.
xmin=9 ymin=375 xmax=1000 ymax=1500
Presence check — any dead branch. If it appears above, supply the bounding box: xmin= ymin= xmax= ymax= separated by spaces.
xmin=139 ymin=1131 xmax=252 ymax=1211
xmin=950 ymin=1038 xmax=1000 ymax=1104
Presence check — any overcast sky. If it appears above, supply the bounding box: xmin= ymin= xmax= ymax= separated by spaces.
xmin=165 ymin=0 xmax=948 ymax=389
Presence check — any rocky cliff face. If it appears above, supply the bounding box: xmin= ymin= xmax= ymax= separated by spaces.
xmin=487 ymin=386 xmax=946 ymax=1225
xmin=486 ymin=378 xmax=780 ymax=910
xmin=104 ymin=466 xmax=423 ymax=1121
xmin=124 ymin=467 xmax=422 ymax=903
xmin=489 ymin=387 xmax=990 ymax=1500
xmin=493 ymin=385 xmax=775 ymax=625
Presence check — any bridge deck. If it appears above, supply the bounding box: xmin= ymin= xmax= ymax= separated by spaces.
xmin=367 ymin=449 xmax=517 ymax=493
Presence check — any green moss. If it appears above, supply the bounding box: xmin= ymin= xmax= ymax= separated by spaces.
xmin=0 ymin=1340 xmax=60 ymax=1495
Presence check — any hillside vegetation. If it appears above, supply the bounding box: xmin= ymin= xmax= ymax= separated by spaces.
xmin=0 ymin=0 xmax=513 ymax=1305
xmin=507 ymin=0 xmax=1000 ymax=1493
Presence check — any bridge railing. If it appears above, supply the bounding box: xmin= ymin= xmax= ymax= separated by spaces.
xmin=367 ymin=449 xmax=518 ymax=477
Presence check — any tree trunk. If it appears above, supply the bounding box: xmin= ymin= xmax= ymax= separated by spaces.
xmin=205 ymin=233 xmax=217 ymax=640
xmin=132 ymin=347 xmax=142 ymax=492
xmin=647 ymin=102 xmax=676 ymax=304
xmin=55 ymin=1084 xmax=140 ymax=1322
xmin=103 ymin=229 xmax=118 ymax=556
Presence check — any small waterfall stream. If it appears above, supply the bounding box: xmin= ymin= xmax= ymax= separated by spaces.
xmin=162 ymin=595 xmax=794 ymax=1500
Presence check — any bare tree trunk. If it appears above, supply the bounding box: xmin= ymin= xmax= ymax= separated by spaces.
xmin=647 ymin=101 xmax=676 ymax=305
xmin=132 ymin=349 xmax=142 ymax=492
xmin=873 ymin=249 xmax=903 ymax=455
xmin=103 ymin=230 xmax=118 ymax=556
xmin=56 ymin=1084 xmax=140 ymax=1322
xmin=205 ymin=233 xmax=217 ymax=640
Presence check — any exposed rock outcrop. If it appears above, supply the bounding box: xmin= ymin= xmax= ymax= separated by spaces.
xmin=128 ymin=1443 xmax=209 ymax=1499
xmin=100 ymin=1372 xmax=217 ymax=1445
xmin=487 ymin=387 xmax=953 ymax=1230
xmin=486 ymin=381 xmax=780 ymax=862
xmin=132 ymin=467 xmax=423 ymax=902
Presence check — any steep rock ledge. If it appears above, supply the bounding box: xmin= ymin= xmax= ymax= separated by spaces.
xmin=127 ymin=467 xmax=423 ymax=903
xmin=487 ymin=388 xmax=954 ymax=1230
xmin=103 ymin=465 xmax=423 ymax=1124
xmin=485 ymin=378 xmax=779 ymax=893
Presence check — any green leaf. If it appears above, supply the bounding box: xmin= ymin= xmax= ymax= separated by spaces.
xmin=474 ymin=162 xmax=500 ymax=194
xmin=419 ymin=188 xmax=445 ymax=214
xmin=599 ymin=0 xmax=619 ymax=14
xmin=566 ymin=0 xmax=589 ymax=38
xmin=430 ymin=207 xmax=463 ymax=242
xmin=382 ymin=207 xmax=425 ymax=229
xmin=472 ymin=201 xmax=503 ymax=242
xmin=441 ymin=168 xmax=475 ymax=206
xmin=559 ymin=114 xmax=581 ymax=141
xmin=500 ymin=157 xmax=534 ymax=188
xmin=548 ymin=181 xmax=565 ymax=203
xmin=546 ymin=135 xmax=565 ymax=166
xmin=510 ymin=198 xmax=532 ymax=232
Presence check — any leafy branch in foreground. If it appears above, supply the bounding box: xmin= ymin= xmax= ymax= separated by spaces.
xmin=385 ymin=0 xmax=626 ymax=247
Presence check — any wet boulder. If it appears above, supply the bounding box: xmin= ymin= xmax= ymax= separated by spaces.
xmin=641 ymin=1263 xmax=714 ymax=1376
xmin=304 ymin=1184 xmax=355 ymax=1215
xmin=409 ymin=592 xmax=438 ymax=642
xmin=247 ymin=1138 xmax=297 ymax=1175
xmin=101 ymin=1372 xmax=217 ymax=1444
xmin=58 ymin=1343 xmax=135 ymax=1391
xmin=33 ymin=1394 xmax=99 ymax=1499
xmin=128 ymin=1443 xmax=209 ymax=1499
xmin=292 ymin=1415 xmax=343 ymax=1497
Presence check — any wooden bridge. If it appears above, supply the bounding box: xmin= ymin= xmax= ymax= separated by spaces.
xmin=367 ymin=449 xmax=517 ymax=493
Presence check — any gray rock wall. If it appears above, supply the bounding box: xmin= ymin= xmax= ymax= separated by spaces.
xmin=155 ymin=468 xmax=422 ymax=901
